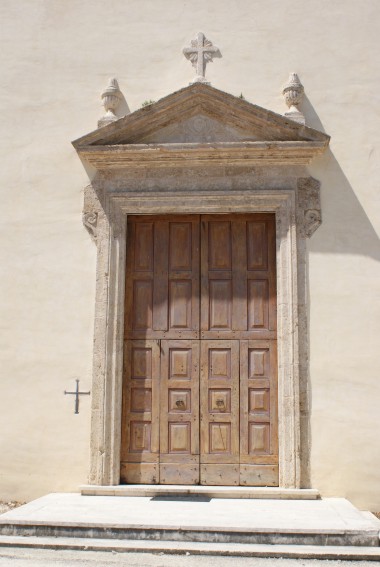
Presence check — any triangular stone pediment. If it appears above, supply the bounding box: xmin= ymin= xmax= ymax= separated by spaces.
xmin=73 ymin=83 xmax=329 ymax=169
xmin=136 ymin=113 xmax=260 ymax=144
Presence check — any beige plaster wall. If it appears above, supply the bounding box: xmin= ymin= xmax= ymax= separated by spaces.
xmin=0 ymin=0 xmax=379 ymax=509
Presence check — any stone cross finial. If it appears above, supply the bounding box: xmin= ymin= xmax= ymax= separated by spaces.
xmin=282 ymin=73 xmax=305 ymax=125
xmin=183 ymin=32 xmax=220 ymax=85
xmin=98 ymin=78 xmax=123 ymax=128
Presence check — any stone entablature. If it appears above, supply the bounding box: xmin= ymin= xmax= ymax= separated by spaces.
xmin=73 ymin=83 xmax=329 ymax=489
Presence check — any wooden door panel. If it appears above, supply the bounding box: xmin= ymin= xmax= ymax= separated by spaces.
xmin=209 ymin=279 xmax=232 ymax=329
xmin=120 ymin=463 xmax=159 ymax=484
xmin=169 ymin=280 xmax=192 ymax=329
xmin=168 ymin=219 xmax=200 ymax=336
xmin=152 ymin=221 xmax=169 ymax=331
xmin=248 ymin=280 xmax=269 ymax=329
xmin=208 ymin=220 xmax=232 ymax=270
xmin=239 ymin=340 xmax=278 ymax=468
xmin=201 ymin=219 xmax=233 ymax=336
xmin=247 ymin=221 xmax=268 ymax=270
xmin=134 ymin=222 xmax=154 ymax=271
xmin=200 ymin=340 xmax=239 ymax=473
xmin=160 ymin=464 xmax=199 ymax=484
xmin=160 ymin=340 xmax=199 ymax=484
xmin=125 ymin=216 xmax=199 ymax=339
xmin=231 ymin=220 xmax=248 ymax=332
xmin=201 ymin=215 xmax=276 ymax=340
xmin=240 ymin=464 xmax=279 ymax=487
xmin=169 ymin=222 xmax=193 ymax=271
xmin=120 ymin=340 xmax=160 ymax=484
xmin=132 ymin=280 xmax=153 ymax=330
xmin=201 ymin=464 xmax=239 ymax=486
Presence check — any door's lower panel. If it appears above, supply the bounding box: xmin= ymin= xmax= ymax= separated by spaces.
xmin=160 ymin=462 xmax=199 ymax=484
xmin=120 ymin=462 xmax=159 ymax=484
xmin=120 ymin=340 xmax=160 ymax=484
xmin=121 ymin=339 xmax=279 ymax=485
xmin=121 ymin=463 xmax=278 ymax=486
xmin=200 ymin=340 xmax=240 ymax=485
xmin=240 ymin=464 xmax=279 ymax=486
xmin=159 ymin=340 xmax=200 ymax=484
xmin=201 ymin=464 xmax=239 ymax=486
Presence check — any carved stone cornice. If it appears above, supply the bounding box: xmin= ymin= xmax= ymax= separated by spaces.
xmin=77 ymin=141 xmax=328 ymax=170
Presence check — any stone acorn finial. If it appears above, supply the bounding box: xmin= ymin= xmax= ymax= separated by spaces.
xmin=282 ymin=73 xmax=305 ymax=125
xmin=98 ymin=78 xmax=123 ymax=128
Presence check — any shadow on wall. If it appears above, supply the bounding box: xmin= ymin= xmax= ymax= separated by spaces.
xmin=300 ymin=97 xmax=380 ymax=487
xmin=116 ymin=92 xmax=131 ymax=119
xmin=303 ymin=95 xmax=380 ymax=261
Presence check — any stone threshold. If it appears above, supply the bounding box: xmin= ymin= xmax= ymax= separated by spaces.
xmin=80 ymin=485 xmax=321 ymax=499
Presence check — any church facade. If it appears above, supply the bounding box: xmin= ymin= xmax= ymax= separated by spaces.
xmin=1 ymin=1 xmax=379 ymax=510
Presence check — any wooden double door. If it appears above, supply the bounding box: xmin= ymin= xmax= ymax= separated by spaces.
xmin=121 ymin=214 xmax=278 ymax=486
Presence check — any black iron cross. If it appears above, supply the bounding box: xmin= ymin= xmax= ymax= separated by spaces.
xmin=64 ymin=379 xmax=90 ymax=414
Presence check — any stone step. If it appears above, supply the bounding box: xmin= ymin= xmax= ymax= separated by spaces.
xmin=1 ymin=535 xmax=380 ymax=561
xmin=0 ymin=521 xmax=378 ymax=547
xmin=0 ymin=494 xmax=378 ymax=548
xmin=80 ymin=484 xmax=321 ymax=499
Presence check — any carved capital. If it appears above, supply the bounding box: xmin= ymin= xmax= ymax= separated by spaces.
xmin=83 ymin=184 xmax=103 ymax=244
xmin=304 ymin=209 xmax=322 ymax=238
xmin=83 ymin=211 xmax=98 ymax=242
xmin=297 ymin=177 xmax=322 ymax=238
